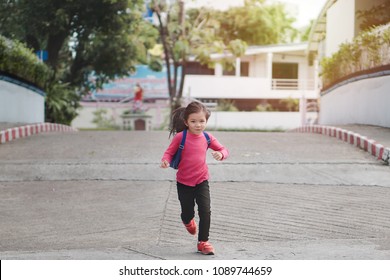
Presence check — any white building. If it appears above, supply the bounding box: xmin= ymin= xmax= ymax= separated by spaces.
xmin=183 ymin=42 xmax=319 ymax=130
xmin=308 ymin=0 xmax=390 ymax=127
xmin=185 ymin=42 xmax=318 ymax=102
xmin=71 ymin=42 xmax=320 ymax=131
xmin=308 ymin=0 xmax=387 ymax=58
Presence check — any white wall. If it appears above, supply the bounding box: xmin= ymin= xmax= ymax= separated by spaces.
xmin=319 ymin=75 xmax=390 ymax=127
xmin=246 ymin=54 xmax=267 ymax=77
xmin=184 ymin=75 xmax=318 ymax=99
xmin=326 ymin=0 xmax=356 ymax=56
xmin=72 ymin=102 xmax=318 ymax=131
xmin=207 ymin=111 xmax=318 ymax=130
xmin=71 ymin=102 xmax=170 ymax=130
xmin=0 ymin=80 xmax=45 ymax=123
xmin=184 ymin=76 xmax=269 ymax=99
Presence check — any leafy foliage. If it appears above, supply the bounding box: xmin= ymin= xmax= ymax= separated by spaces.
xmin=92 ymin=109 xmax=118 ymax=130
xmin=214 ymin=0 xmax=298 ymax=45
xmin=320 ymin=24 xmax=390 ymax=89
xmin=357 ymin=0 xmax=390 ymax=31
xmin=149 ymin=0 xmax=297 ymax=114
xmin=216 ymin=100 xmax=238 ymax=112
xmin=0 ymin=35 xmax=51 ymax=89
xmin=0 ymin=0 xmax=157 ymax=124
xmin=279 ymin=98 xmax=299 ymax=112
xmin=44 ymin=82 xmax=80 ymax=125
xmin=256 ymin=103 xmax=274 ymax=112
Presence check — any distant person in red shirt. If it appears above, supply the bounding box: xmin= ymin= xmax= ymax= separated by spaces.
xmin=133 ymin=83 xmax=143 ymax=113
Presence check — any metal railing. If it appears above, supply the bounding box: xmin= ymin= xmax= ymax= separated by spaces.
xmin=271 ymin=79 xmax=315 ymax=90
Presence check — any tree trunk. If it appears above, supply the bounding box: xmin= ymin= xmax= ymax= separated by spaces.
xmin=46 ymin=31 xmax=68 ymax=72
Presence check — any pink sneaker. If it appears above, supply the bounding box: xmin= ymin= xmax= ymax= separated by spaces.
xmin=197 ymin=241 xmax=215 ymax=255
xmin=184 ymin=219 xmax=197 ymax=235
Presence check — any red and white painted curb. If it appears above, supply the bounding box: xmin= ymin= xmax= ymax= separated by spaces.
xmin=0 ymin=123 xmax=78 ymax=145
xmin=290 ymin=125 xmax=390 ymax=165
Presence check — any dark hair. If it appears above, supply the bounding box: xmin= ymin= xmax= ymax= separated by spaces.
xmin=169 ymin=101 xmax=211 ymax=138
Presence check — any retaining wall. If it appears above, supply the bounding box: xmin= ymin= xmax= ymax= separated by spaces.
xmin=0 ymin=76 xmax=45 ymax=123
xmin=319 ymin=74 xmax=390 ymax=128
xmin=0 ymin=123 xmax=77 ymax=144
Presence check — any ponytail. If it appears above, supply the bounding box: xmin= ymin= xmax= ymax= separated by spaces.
xmin=169 ymin=107 xmax=187 ymax=138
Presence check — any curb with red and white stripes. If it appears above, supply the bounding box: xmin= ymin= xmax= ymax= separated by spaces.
xmin=290 ymin=125 xmax=390 ymax=165
xmin=0 ymin=123 xmax=78 ymax=145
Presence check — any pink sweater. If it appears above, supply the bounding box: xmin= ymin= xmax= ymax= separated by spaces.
xmin=162 ymin=131 xmax=229 ymax=186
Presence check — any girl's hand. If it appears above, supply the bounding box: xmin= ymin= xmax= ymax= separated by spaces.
xmin=211 ymin=151 xmax=223 ymax=161
xmin=160 ymin=160 xmax=170 ymax=168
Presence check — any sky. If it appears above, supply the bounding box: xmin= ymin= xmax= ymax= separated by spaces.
xmin=184 ymin=0 xmax=328 ymax=28
xmin=278 ymin=0 xmax=328 ymax=27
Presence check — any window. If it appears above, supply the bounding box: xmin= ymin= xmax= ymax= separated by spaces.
xmin=185 ymin=62 xmax=214 ymax=75
xmin=272 ymin=63 xmax=298 ymax=79
xmin=272 ymin=63 xmax=299 ymax=90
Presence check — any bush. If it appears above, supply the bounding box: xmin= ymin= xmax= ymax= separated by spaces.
xmin=0 ymin=35 xmax=80 ymax=125
xmin=320 ymin=24 xmax=390 ymax=89
xmin=0 ymin=35 xmax=51 ymax=89
xmin=92 ymin=109 xmax=118 ymax=130
xmin=216 ymin=99 xmax=238 ymax=111
xmin=279 ymin=98 xmax=299 ymax=111
xmin=255 ymin=102 xmax=274 ymax=112
xmin=44 ymin=82 xmax=80 ymax=125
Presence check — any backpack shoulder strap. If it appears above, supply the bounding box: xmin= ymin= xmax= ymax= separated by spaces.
xmin=179 ymin=129 xmax=187 ymax=150
xmin=203 ymin=131 xmax=211 ymax=148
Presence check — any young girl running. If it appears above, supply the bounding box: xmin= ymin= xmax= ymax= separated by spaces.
xmin=160 ymin=101 xmax=229 ymax=255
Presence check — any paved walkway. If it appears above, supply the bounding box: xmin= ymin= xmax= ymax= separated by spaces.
xmin=336 ymin=124 xmax=390 ymax=149
xmin=0 ymin=122 xmax=28 ymax=131
xmin=2 ymin=122 xmax=389 ymax=163
xmin=2 ymin=122 xmax=389 ymax=146
xmin=290 ymin=124 xmax=390 ymax=164
xmin=0 ymin=128 xmax=389 ymax=260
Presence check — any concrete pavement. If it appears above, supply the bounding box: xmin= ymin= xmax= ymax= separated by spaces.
xmin=336 ymin=124 xmax=390 ymax=148
xmin=0 ymin=126 xmax=389 ymax=260
xmin=291 ymin=124 xmax=390 ymax=164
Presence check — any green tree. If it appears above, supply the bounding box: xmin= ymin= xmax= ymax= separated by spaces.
xmin=150 ymin=0 xmax=247 ymax=112
xmin=1 ymin=0 xmax=158 ymax=89
xmin=149 ymin=0 xmax=298 ymax=115
xmin=300 ymin=20 xmax=314 ymax=42
xmin=0 ymin=0 xmax=157 ymax=123
xmin=214 ymin=0 xmax=298 ymax=45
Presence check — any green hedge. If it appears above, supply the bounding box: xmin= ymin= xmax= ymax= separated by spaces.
xmin=0 ymin=35 xmax=51 ymax=89
xmin=320 ymin=24 xmax=390 ymax=90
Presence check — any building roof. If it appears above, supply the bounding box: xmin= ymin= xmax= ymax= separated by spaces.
xmin=245 ymin=43 xmax=308 ymax=55
xmin=209 ymin=42 xmax=308 ymax=60
xmin=307 ymin=0 xmax=337 ymax=53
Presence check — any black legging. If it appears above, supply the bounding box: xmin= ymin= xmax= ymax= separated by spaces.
xmin=177 ymin=180 xmax=211 ymax=242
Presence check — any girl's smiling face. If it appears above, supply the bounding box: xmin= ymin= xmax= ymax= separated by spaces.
xmin=185 ymin=111 xmax=207 ymax=135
